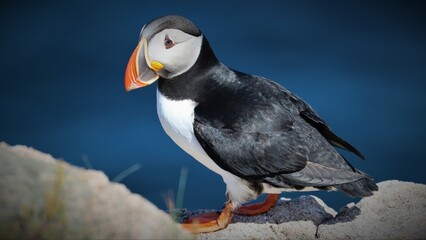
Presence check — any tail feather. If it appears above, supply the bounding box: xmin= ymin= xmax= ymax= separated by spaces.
xmin=335 ymin=177 xmax=378 ymax=197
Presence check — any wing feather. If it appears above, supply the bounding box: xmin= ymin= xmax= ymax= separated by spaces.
xmin=265 ymin=162 xmax=364 ymax=188
xmin=193 ymin=120 xmax=308 ymax=179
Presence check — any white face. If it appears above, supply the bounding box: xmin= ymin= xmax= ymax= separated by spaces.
xmin=147 ymin=29 xmax=203 ymax=79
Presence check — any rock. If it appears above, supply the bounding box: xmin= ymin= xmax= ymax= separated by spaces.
xmin=0 ymin=142 xmax=192 ymax=240
xmin=177 ymin=195 xmax=335 ymax=226
xmin=2 ymin=142 xmax=425 ymax=240
xmin=198 ymin=221 xmax=318 ymax=240
xmin=191 ymin=196 xmax=330 ymax=240
xmin=182 ymin=182 xmax=426 ymax=239
xmin=317 ymin=180 xmax=426 ymax=239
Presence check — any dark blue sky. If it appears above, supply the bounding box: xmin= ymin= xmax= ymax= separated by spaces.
xmin=1 ymin=1 xmax=425 ymax=210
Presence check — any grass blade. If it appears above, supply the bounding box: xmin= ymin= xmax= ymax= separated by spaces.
xmin=112 ymin=163 xmax=141 ymax=183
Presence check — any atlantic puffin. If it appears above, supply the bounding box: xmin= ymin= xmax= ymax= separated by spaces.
xmin=124 ymin=15 xmax=378 ymax=233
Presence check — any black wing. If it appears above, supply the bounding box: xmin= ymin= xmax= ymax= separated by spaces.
xmin=193 ymin=71 xmax=360 ymax=182
xmin=299 ymin=109 xmax=365 ymax=159
xmin=193 ymin=119 xmax=308 ymax=179
xmin=264 ymin=79 xmax=365 ymax=159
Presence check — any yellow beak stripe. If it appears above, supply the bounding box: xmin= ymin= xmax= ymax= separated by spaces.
xmin=151 ymin=61 xmax=164 ymax=72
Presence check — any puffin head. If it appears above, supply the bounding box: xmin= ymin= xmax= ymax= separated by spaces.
xmin=124 ymin=15 xmax=204 ymax=91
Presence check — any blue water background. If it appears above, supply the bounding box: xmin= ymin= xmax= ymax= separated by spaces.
xmin=1 ymin=1 xmax=425 ymax=210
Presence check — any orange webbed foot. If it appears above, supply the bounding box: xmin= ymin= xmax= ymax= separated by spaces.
xmin=181 ymin=202 xmax=233 ymax=233
xmin=234 ymin=194 xmax=279 ymax=216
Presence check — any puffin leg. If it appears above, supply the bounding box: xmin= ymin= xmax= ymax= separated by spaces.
xmin=182 ymin=211 xmax=221 ymax=224
xmin=181 ymin=202 xmax=233 ymax=233
xmin=234 ymin=194 xmax=279 ymax=216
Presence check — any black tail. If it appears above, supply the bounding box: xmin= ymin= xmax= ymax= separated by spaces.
xmin=335 ymin=177 xmax=378 ymax=197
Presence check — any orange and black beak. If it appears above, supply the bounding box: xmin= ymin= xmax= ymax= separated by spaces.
xmin=124 ymin=38 xmax=164 ymax=91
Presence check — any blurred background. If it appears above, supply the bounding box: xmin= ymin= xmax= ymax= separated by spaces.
xmin=1 ymin=1 xmax=425 ymax=211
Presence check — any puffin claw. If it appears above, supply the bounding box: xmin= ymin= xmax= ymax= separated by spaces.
xmin=181 ymin=202 xmax=233 ymax=233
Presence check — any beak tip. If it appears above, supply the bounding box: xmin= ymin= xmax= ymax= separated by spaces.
xmin=124 ymin=75 xmax=133 ymax=92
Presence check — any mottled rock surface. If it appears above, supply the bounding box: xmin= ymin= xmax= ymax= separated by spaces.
xmin=177 ymin=195 xmax=335 ymax=226
xmin=317 ymin=180 xmax=426 ymax=240
xmin=0 ymin=142 xmax=192 ymax=240
xmin=180 ymin=182 xmax=426 ymax=239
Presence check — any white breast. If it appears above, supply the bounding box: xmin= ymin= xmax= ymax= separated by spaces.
xmin=156 ymin=89 xmax=226 ymax=175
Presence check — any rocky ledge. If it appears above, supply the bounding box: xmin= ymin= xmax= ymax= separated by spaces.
xmin=1 ymin=142 xmax=425 ymax=239
xmin=186 ymin=179 xmax=426 ymax=239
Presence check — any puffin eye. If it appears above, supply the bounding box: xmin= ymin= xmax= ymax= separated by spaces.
xmin=164 ymin=35 xmax=175 ymax=49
